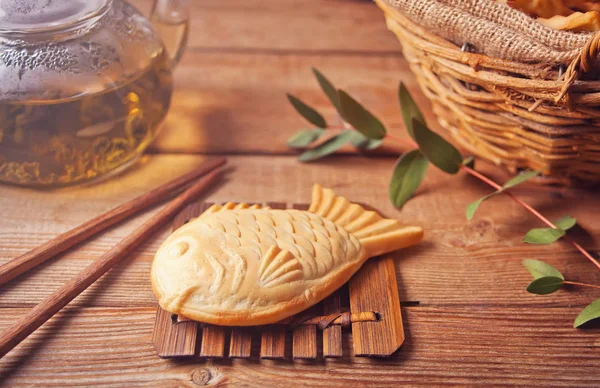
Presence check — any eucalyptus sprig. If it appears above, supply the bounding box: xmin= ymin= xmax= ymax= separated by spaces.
xmin=286 ymin=68 xmax=600 ymax=328
xmin=286 ymin=68 xmax=386 ymax=160
xmin=523 ymin=260 xmax=600 ymax=327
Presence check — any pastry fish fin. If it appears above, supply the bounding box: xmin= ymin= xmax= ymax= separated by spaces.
xmin=258 ymin=246 xmax=304 ymax=288
xmin=309 ymin=183 xmax=424 ymax=258
xmin=202 ymin=202 xmax=269 ymax=216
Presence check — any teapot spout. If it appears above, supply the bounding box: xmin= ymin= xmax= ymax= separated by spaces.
xmin=150 ymin=0 xmax=189 ymax=66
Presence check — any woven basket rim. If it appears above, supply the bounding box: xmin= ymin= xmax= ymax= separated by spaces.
xmin=379 ymin=0 xmax=596 ymax=66
xmin=376 ymin=0 xmax=600 ymax=184
xmin=376 ymin=0 xmax=600 ymax=105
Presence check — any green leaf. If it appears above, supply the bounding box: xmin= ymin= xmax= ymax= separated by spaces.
xmin=526 ymin=276 xmax=564 ymax=295
xmin=462 ymin=156 xmax=475 ymax=169
xmin=522 ymin=228 xmax=565 ymax=245
xmin=388 ymin=150 xmax=429 ymax=208
xmin=465 ymin=192 xmax=498 ymax=220
xmin=554 ymin=215 xmax=577 ymax=231
xmin=287 ymin=94 xmax=327 ymax=128
xmin=465 ymin=200 xmax=482 ymax=221
xmin=298 ymin=130 xmax=352 ymax=162
xmin=312 ymin=68 xmax=341 ymax=113
xmin=502 ymin=170 xmax=540 ymax=190
xmin=338 ymin=90 xmax=386 ymax=140
xmin=350 ymin=131 xmax=383 ymax=150
xmin=521 ymin=216 xmax=575 ymax=245
xmin=574 ymin=298 xmax=600 ymax=328
xmin=398 ymin=82 xmax=425 ymax=140
xmin=522 ymin=259 xmax=564 ymax=280
xmin=466 ymin=169 xmax=541 ymax=221
xmin=412 ymin=118 xmax=462 ymax=174
xmin=287 ymin=128 xmax=325 ymax=148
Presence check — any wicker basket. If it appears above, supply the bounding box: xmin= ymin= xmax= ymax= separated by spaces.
xmin=376 ymin=0 xmax=600 ymax=185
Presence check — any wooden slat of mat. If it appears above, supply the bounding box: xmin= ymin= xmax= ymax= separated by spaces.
xmin=226 ymin=203 xmax=256 ymax=358
xmin=258 ymin=202 xmax=290 ymax=359
xmin=199 ymin=326 xmax=227 ymax=358
xmin=292 ymin=325 xmax=317 ymax=359
xmin=188 ymin=202 xmax=228 ymax=358
xmin=322 ymin=293 xmax=343 ymax=358
xmin=291 ymin=306 xmax=319 ymax=359
xmin=151 ymin=204 xmax=207 ymax=358
xmin=174 ymin=202 xmax=208 ymax=228
xmin=291 ymin=202 xmax=319 ymax=359
xmin=152 ymin=307 xmax=198 ymax=358
xmin=349 ymin=256 xmax=404 ymax=356
xmin=260 ymin=326 xmax=286 ymax=359
xmin=229 ymin=328 xmax=253 ymax=358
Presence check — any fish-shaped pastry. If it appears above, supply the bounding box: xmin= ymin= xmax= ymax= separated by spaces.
xmin=151 ymin=184 xmax=423 ymax=326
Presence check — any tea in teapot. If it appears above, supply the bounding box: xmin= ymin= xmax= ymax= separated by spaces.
xmin=0 ymin=0 xmax=189 ymax=187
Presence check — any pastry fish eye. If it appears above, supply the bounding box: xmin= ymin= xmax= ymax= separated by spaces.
xmin=167 ymin=241 xmax=189 ymax=258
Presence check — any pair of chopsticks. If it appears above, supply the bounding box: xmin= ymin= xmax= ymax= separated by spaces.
xmin=0 ymin=157 xmax=226 ymax=358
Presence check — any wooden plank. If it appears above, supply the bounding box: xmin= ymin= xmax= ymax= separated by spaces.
xmin=259 ymin=325 xmax=286 ymax=360
xmin=1 ymin=155 xmax=599 ymax=310
xmin=172 ymin=201 xmax=230 ymax=359
xmin=266 ymin=202 xmax=288 ymax=210
xmin=292 ymin=325 xmax=317 ymax=359
xmin=172 ymin=202 xmax=205 ymax=229
xmin=322 ymin=293 xmax=343 ymax=358
xmin=349 ymin=256 xmax=404 ymax=356
xmin=151 ymin=203 xmax=203 ymax=357
xmin=4 ymin=0 xmax=600 ymax=381
xmin=2 ymin=306 xmax=600 ymax=386
xmin=289 ymin=203 xmax=319 ymax=359
xmin=151 ymin=307 xmax=197 ymax=357
xmin=129 ymin=0 xmax=402 ymax=53
xmin=229 ymin=327 xmax=253 ymax=358
xmin=199 ymin=326 xmax=227 ymax=358
xmin=257 ymin=201 xmax=290 ymax=359
xmin=291 ymin=305 xmax=319 ymax=359
xmin=150 ymin=51 xmax=422 ymax=154
xmin=293 ymin=202 xmax=318 ymax=359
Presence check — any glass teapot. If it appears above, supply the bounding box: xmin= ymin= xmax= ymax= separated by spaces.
xmin=0 ymin=0 xmax=189 ymax=187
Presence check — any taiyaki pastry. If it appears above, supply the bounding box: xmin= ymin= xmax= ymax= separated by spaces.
xmin=499 ymin=0 xmax=573 ymax=18
xmin=151 ymin=184 xmax=423 ymax=326
xmin=500 ymin=0 xmax=600 ymax=31
xmin=538 ymin=11 xmax=600 ymax=31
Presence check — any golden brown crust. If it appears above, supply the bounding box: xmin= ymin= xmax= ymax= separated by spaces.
xmin=151 ymin=184 xmax=423 ymax=326
xmin=501 ymin=0 xmax=600 ymax=31
xmin=156 ymin=261 xmax=360 ymax=326
xmin=538 ymin=11 xmax=600 ymax=31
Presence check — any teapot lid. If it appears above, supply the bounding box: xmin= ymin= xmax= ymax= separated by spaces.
xmin=0 ymin=0 xmax=110 ymax=34
xmin=0 ymin=0 xmax=166 ymax=102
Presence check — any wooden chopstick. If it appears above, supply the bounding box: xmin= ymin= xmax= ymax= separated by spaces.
xmin=0 ymin=157 xmax=226 ymax=287
xmin=0 ymin=167 xmax=224 ymax=358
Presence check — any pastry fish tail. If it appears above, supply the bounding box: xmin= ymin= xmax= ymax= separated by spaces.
xmin=308 ymin=183 xmax=424 ymax=258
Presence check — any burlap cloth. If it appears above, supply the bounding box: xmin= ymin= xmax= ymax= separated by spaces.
xmin=382 ymin=0 xmax=593 ymax=64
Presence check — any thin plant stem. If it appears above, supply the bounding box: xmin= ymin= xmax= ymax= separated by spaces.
xmin=381 ymin=133 xmax=600 ymax=271
xmin=461 ymin=168 xmax=600 ymax=271
xmin=461 ymin=166 xmax=555 ymax=228
xmin=563 ymin=240 xmax=600 ymax=271
xmin=563 ymin=281 xmax=600 ymax=290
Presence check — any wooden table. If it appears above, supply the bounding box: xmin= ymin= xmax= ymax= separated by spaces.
xmin=1 ymin=1 xmax=599 ymax=386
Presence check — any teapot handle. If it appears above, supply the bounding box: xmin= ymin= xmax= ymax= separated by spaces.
xmin=150 ymin=0 xmax=190 ymax=66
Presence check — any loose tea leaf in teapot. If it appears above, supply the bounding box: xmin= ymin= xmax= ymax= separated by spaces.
xmin=0 ymin=0 xmax=190 ymax=187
